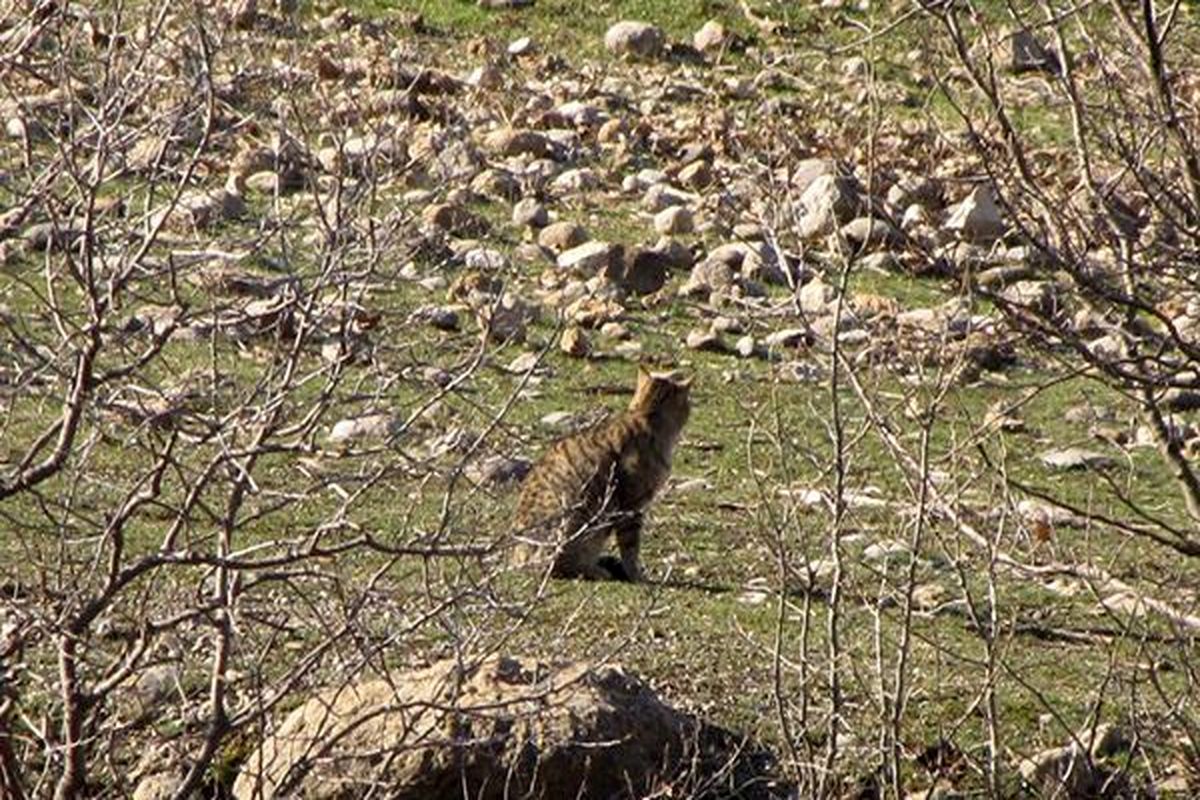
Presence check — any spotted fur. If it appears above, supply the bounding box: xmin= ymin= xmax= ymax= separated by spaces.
xmin=512 ymin=366 xmax=691 ymax=581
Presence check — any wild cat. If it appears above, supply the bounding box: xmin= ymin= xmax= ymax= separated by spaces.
xmin=512 ymin=366 xmax=691 ymax=582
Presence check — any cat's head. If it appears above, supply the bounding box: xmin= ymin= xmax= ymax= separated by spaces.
xmin=631 ymin=365 xmax=691 ymax=425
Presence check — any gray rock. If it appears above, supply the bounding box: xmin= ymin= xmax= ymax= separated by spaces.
xmin=512 ymin=198 xmax=549 ymax=228
xmin=618 ymin=247 xmax=670 ymax=295
xmin=652 ymin=237 xmax=694 ymax=270
xmin=1002 ymin=27 xmax=1059 ymax=73
xmin=788 ymin=158 xmax=843 ymax=196
xmin=478 ymin=0 xmax=534 ymax=9
xmin=797 ymin=175 xmax=861 ymax=239
xmin=838 ymin=217 xmax=901 ymax=251
xmin=471 ymin=168 xmax=520 ymax=201
xmin=886 ymin=175 xmax=943 ymax=210
xmin=233 ymin=655 xmax=718 ymax=800
xmin=482 ymin=127 xmax=552 ymax=158
xmin=604 ymin=20 xmax=665 ymax=59
xmin=463 ymin=248 xmax=508 ymax=271
xmin=550 ymin=167 xmax=599 ymax=194
xmin=681 ymin=259 xmax=735 ymax=297
xmin=643 ymin=183 xmax=695 ymax=212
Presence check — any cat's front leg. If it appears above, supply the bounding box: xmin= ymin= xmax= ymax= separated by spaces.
xmin=614 ymin=512 xmax=644 ymax=582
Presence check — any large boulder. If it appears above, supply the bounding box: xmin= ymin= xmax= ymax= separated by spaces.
xmin=233 ymin=655 xmax=754 ymax=800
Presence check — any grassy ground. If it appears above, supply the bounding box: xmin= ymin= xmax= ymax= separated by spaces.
xmin=2 ymin=0 xmax=1199 ymax=796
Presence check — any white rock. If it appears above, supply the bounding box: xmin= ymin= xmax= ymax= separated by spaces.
xmin=556 ymin=241 xmax=614 ymax=273
xmin=944 ymin=185 xmax=1006 ymax=242
xmin=329 ymin=413 xmax=399 ymax=444
xmin=507 ymin=36 xmax=534 ymax=56
xmin=693 ymin=20 xmax=727 ymax=53
xmin=551 ymin=167 xmax=599 ymax=194
xmin=642 ymin=183 xmax=694 ymax=212
xmin=654 ymin=206 xmax=694 ymax=235
xmin=799 ymin=277 xmax=837 ymax=315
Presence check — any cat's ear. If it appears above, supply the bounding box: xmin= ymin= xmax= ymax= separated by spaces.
xmin=676 ymin=375 xmax=693 ymax=390
xmin=636 ymin=363 xmax=653 ymax=389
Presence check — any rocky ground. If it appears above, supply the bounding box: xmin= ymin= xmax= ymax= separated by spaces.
xmin=2 ymin=0 xmax=1199 ymax=797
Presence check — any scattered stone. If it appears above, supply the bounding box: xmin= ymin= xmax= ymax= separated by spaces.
xmin=763 ymin=328 xmax=808 ymax=350
xmin=887 ymin=175 xmax=943 ymax=210
xmin=329 ymin=413 xmax=399 ymax=445
xmin=482 ymin=127 xmax=552 ymax=158
xmin=557 ymin=240 xmax=614 ymax=273
xmin=465 ymin=454 xmax=532 ymax=486
xmin=681 ymin=259 xmax=736 ymax=297
xmin=466 ymin=62 xmax=504 ymax=89
xmin=538 ymin=221 xmax=587 ymax=253
xmin=799 ymin=277 xmax=837 ymax=316
xmin=1002 ymin=27 xmax=1059 ymax=74
xmin=944 ymin=185 xmax=1006 ymax=242
xmin=798 ymin=174 xmax=861 ymax=239
xmin=512 ymin=198 xmax=549 ymax=228
xmin=1000 ymin=279 xmax=1057 ymax=316
xmin=643 ymin=183 xmax=695 ymax=212
xmin=508 ymin=36 xmax=534 ymax=56
xmin=1018 ymin=743 xmax=1123 ymax=799
xmin=505 ymin=351 xmax=541 ymax=374
xmin=604 ymin=20 xmax=665 ymax=59
xmin=734 ymin=335 xmax=758 ymax=358
xmin=677 ymin=160 xmax=713 ymax=189
xmin=421 ymin=203 xmax=486 ymax=237
xmin=685 ymin=328 xmax=727 ymax=352
xmin=862 ymin=540 xmax=911 ymax=564
xmin=550 ymin=167 xmax=599 ymax=194
xmin=618 ymin=247 xmax=670 ymax=295
xmin=464 ymin=248 xmax=508 ymax=271
xmin=560 ymin=325 xmax=590 ymax=357
xmin=693 ymin=20 xmax=728 ymax=53
xmin=654 ymin=205 xmax=694 ymax=235
xmin=133 ymin=773 xmax=183 ymax=800
xmin=471 ymin=168 xmax=520 ymax=201
xmin=478 ymin=0 xmax=534 ymax=10
xmin=838 ymin=216 xmax=901 ymax=251
xmin=1039 ymin=447 xmax=1116 ymax=471
xmin=409 ymin=305 xmax=460 ymax=332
